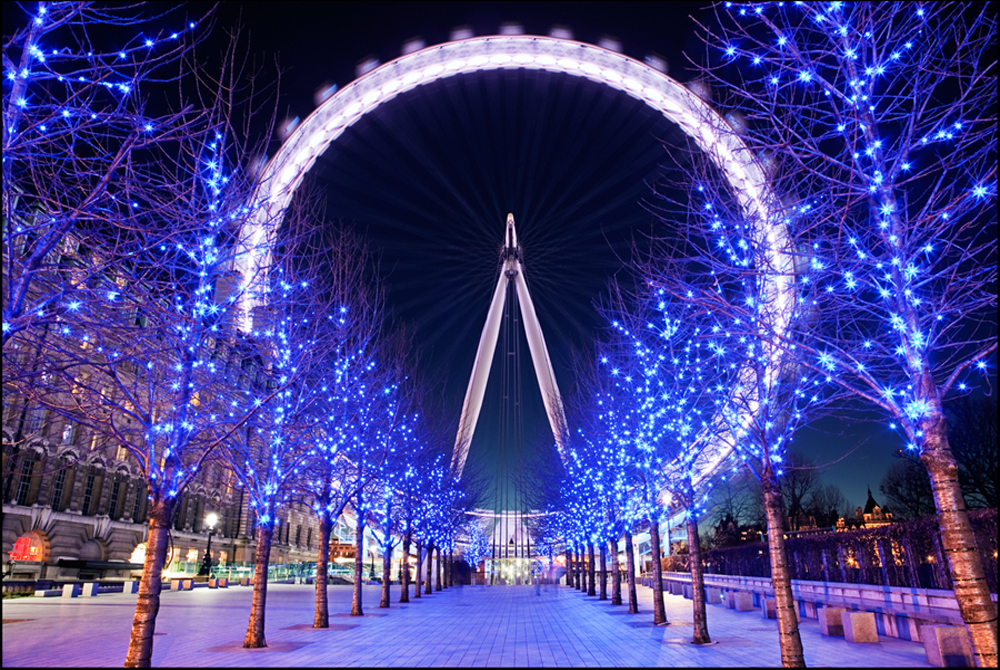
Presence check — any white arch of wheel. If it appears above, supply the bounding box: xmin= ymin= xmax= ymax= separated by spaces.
xmin=235 ymin=34 xmax=794 ymax=490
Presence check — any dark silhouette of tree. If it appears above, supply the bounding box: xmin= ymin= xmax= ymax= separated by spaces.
xmin=944 ymin=396 xmax=997 ymax=509
xmin=880 ymin=457 xmax=935 ymax=521
xmin=781 ymin=453 xmax=820 ymax=531
xmin=806 ymin=483 xmax=850 ymax=528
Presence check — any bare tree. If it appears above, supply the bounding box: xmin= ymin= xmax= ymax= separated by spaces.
xmin=781 ymin=453 xmax=820 ymax=531
xmin=688 ymin=4 xmax=997 ymax=661
xmin=2 ymin=3 xmax=213 ymax=349
xmin=2 ymin=7 xmax=285 ymax=664
xmin=216 ymin=218 xmax=344 ymax=648
xmin=806 ymin=483 xmax=850 ymax=527
xmin=364 ymin=391 xmax=420 ymax=609
xmin=880 ymin=456 xmax=936 ymax=521
xmin=635 ymin=215 xmax=832 ymax=665
xmin=944 ymin=397 xmax=997 ymax=509
xmin=292 ymin=224 xmax=387 ymax=628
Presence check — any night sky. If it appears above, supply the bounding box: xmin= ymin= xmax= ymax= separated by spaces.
xmin=1 ymin=1 xmax=918 ymax=512
xmin=207 ymin=1 xmax=912 ymax=512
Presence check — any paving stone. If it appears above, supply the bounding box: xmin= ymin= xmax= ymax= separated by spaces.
xmin=0 ymin=582 xmax=933 ymax=667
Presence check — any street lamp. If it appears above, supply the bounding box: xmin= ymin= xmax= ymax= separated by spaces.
xmin=198 ymin=512 xmax=219 ymax=576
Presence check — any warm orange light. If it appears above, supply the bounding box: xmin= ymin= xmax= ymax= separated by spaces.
xmin=9 ymin=536 xmax=41 ymax=561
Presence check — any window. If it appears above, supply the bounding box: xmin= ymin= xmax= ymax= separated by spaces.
xmin=109 ymin=479 xmax=122 ymax=519
xmin=173 ymin=494 xmax=187 ymax=531
xmin=81 ymin=472 xmax=97 ymax=516
xmin=132 ymin=483 xmax=147 ymax=522
xmin=15 ymin=459 xmax=35 ymax=506
xmin=295 ymin=525 xmax=302 ymax=546
xmin=61 ymin=424 xmax=76 ymax=444
xmin=51 ymin=468 xmax=68 ymax=511
xmin=307 ymin=527 xmax=313 ymax=550
xmin=24 ymin=407 xmax=47 ymax=435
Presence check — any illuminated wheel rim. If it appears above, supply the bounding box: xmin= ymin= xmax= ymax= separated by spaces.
xmin=236 ymin=34 xmax=794 ymax=489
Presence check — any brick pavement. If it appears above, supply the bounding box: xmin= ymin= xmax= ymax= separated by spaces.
xmin=1 ymin=582 xmax=933 ymax=667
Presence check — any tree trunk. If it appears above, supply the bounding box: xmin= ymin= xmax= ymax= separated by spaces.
xmin=762 ymin=475 xmax=805 ymax=667
xmin=414 ymin=541 xmax=423 ymax=599
xmin=650 ymin=514 xmax=667 ymax=625
xmin=921 ymin=413 xmax=998 ymax=667
xmin=448 ymin=550 xmax=453 ymax=587
xmin=687 ymin=511 xmax=711 ymax=644
xmin=566 ymin=544 xmax=573 ymax=588
xmin=625 ymin=530 xmax=639 ymax=614
xmin=351 ymin=515 xmax=364 ymax=616
xmin=435 ymin=546 xmax=443 ymax=591
xmin=568 ymin=546 xmax=575 ymax=589
xmin=124 ymin=497 xmax=174 ymax=667
xmin=424 ymin=542 xmax=433 ymax=594
xmin=576 ymin=545 xmax=584 ymax=590
xmin=587 ymin=543 xmax=596 ymax=596
xmin=599 ymin=543 xmax=608 ymax=600
xmin=244 ymin=523 xmax=273 ymax=648
xmin=380 ymin=543 xmax=392 ymax=608
xmin=400 ymin=531 xmax=411 ymax=603
xmin=443 ymin=547 xmax=449 ymax=589
xmin=609 ymin=538 xmax=622 ymax=606
xmin=313 ymin=509 xmax=333 ymax=628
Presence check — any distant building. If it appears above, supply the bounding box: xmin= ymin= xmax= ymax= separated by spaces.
xmin=836 ymin=487 xmax=894 ymax=531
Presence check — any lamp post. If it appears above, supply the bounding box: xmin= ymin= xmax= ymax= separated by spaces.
xmin=198 ymin=512 xmax=219 ymax=576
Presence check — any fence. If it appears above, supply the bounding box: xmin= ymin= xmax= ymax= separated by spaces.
xmin=205 ymin=562 xmax=354 ymax=582
xmin=664 ymin=508 xmax=997 ymax=592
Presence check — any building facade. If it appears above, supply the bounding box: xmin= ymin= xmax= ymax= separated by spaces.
xmin=2 ymin=402 xmax=328 ymax=582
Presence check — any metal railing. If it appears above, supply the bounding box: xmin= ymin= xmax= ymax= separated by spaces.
xmin=187 ymin=562 xmax=355 ymax=582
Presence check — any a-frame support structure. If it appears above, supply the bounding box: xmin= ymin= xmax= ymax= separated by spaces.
xmin=451 ymin=214 xmax=568 ymax=477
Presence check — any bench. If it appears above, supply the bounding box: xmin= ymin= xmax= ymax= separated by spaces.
xmin=760 ymin=597 xmax=777 ymax=619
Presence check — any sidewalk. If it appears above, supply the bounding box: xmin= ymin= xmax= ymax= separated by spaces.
xmin=1 ymin=582 xmax=933 ymax=667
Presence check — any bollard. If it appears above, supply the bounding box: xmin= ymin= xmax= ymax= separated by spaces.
xmin=819 ymin=607 xmax=846 ymax=636
xmin=921 ymin=625 xmax=975 ymax=668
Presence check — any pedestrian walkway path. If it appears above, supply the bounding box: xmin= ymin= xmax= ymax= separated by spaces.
xmin=1 ymin=582 xmax=933 ymax=666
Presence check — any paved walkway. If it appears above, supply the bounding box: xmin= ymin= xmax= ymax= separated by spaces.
xmin=2 ymin=582 xmax=933 ymax=667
